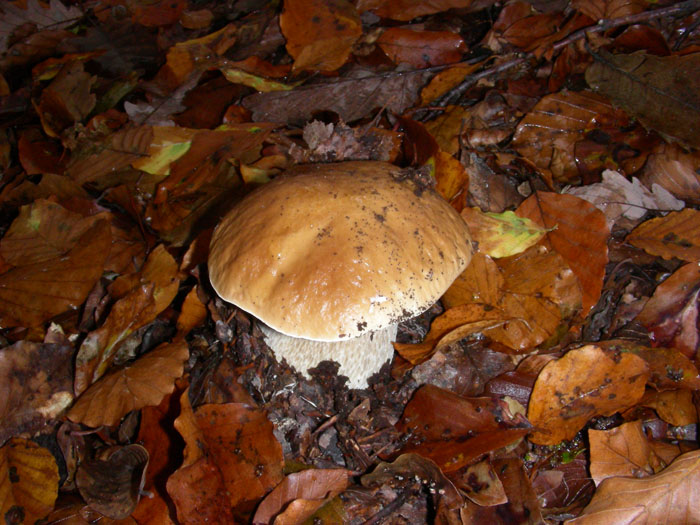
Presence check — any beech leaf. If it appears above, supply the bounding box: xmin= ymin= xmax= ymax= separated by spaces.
xmin=528 ymin=345 xmax=649 ymax=445
xmin=626 ymin=209 xmax=700 ymax=262
xmin=568 ymin=449 xmax=700 ymax=524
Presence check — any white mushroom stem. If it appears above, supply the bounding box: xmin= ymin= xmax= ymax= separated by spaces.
xmin=259 ymin=324 xmax=398 ymax=389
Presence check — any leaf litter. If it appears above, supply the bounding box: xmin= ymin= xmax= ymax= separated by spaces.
xmin=1 ymin=0 xmax=700 ymax=523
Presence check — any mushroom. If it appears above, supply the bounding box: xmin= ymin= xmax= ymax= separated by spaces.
xmin=208 ymin=161 xmax=472 ymax=388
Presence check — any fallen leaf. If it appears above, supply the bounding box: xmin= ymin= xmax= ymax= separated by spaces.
xmin=640 ymin=143 xmax=700 ymax=205
xmin=280 ymin=0 xmax=361 ymax=72
xmin=528 ymin=345 xmax=649 ymax=445
xmin=377 ymin=27 xmax=466 ymax=68
xmin=68 ymin=340 xmax=189 ymax=428
xmin=641 ymin=389 xmax=697 ymax=427
xmin=569 ymin=449 xmax=700 ymax=524
xmin=454 ymin=460 xmax=508 ymax=506
xmin=589 ymin=420 xmax=664 ymax=486
xmin=0 ymin=0 xmax=82 ymax=53
xmin=461 ymin=208 xmax=548 ymax=258
xmin=586 ymin=51 xmax=700 ymax=148
xmin=167 ymin=397 xmax=284 ymax=521
xmin=634 ymin=263 xmax=700 ymax=358
xmin=0 ymin=340 xmax=73 ymax=446
xmin=626 ymin=209 xmax=700 ymax=262
xmin=517 ymin=191 xmax=609 ymax=314
xmin=73 ymin=244 xmax=180 ymax=394
xmin=0 ymin=219 xmax=111 ymax=328
xmin=565 ymin=169 xmax=684 ymax=229
xmin=253 ymin=468 xmax=350 ymax=525
xmin=0 ymin=438 xmax=59 ymax=524
xmin=356 ymin=0 xmax=481 ymax=21
xmin=76 ymin=444 xmax=149 ymax=519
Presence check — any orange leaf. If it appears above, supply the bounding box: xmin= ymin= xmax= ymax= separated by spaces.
xmin=626 ymin=209 xmax=700 ymax=261
xmin=517 ymin=191 xmax=609 ymax=314
xmin=68 ymin=340 xmax=189 ymax=428
xmin=0 ymin=438 xmax=59 ymax=523
xmin=167 ymin=399 xmax=284 ymax=521
xmin=280 ymin=0 xmax=362 ymax=72
xmin=570 ymin=450 xmax=700 ymax=524
xmin=528 ymin=345 xmax=649 ymax=445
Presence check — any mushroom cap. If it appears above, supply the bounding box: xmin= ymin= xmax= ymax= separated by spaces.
xmin=208 ymin=161 xmax=472 ymax=342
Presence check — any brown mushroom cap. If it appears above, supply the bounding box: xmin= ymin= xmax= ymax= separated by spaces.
xmin=208 ymin=161 xmax=473 ymax=343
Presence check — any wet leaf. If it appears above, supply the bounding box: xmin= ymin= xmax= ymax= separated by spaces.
xmin=461 ymin=208 xmax=548 ymax=258
xmin=356 ymin=0 xmax=481 ymax=21
xmin=68 ymin=340 xmax=189 ymax=428
xmin=640 ymin=144 xmax=700 ymax=205
xmin=74 ymin=245 xmax=179 ymax=394
xmin=0 ymin=341 xmax=73 ymax=446
xmin=570 ymin=449 xmax=700 ymax=524
xmin=626 ymin=209 xmax=700 ymax=262
xmin=641 ymin=389 xmax=697 ymax=427
xmin=0 ymin=438 xmax=59 ymax=524
xmin=586 ymin=51 xmax=700 ymax=148
xmin=528 ymin=345 xmax=649 ymax=445
xmin=377 ymin=27 xmax=466 ymax=68
xmin=517 ymin=191 xmax=609 ymax=313
xmin=253 ymin=468 xmax=350 ymax=525
xmin=76 ymin=444 xmax=149 ymax=520
xmin=0 ymin=219 xmax=111 ymax=328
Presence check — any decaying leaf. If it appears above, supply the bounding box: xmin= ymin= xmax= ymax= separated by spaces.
xmin=0 ymin=438 xmax=59 ymax=524
xmin=586 ymin=51 xmax=700 ymax=148
xmin=570 ymin=449 xmax=700 ymax=524
xmin=0 ymin=340 xmax=73 ymax=446
xmin=528 ymin=345 xmax=649 ymax=445
xmin=68 ymin=340 xmax=189 ymax=427
xmin=76 ymin=444 xmax=149 ymax=520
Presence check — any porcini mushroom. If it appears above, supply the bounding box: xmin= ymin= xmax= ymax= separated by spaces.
xmin=208 ymin=161 xmax=472 ymax=388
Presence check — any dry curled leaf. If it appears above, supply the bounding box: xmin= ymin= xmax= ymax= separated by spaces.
xmin=528 ymin=345 xmax=649 ymax=445
xmin=68 ymin=340 xmax=189 ymax=427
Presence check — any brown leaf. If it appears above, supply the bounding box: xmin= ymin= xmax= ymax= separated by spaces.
xmin=569 ymin=449 xmax=700 ymax=524
xmin=253 ymin=469 xmax=350 ymax=525
xmin=356 ymin=0 xmax=481 ymax=21
xmin=176 ymin=286 xmax=207 ymax=337
xmin=74 ymin=244 xmax=180 ymax=394
xmin=640 ymin=143 xmax=700 ymax=205
xmin=626 ymin=209 xmax=700 ymax=262
xmin=167 ymin=399 xmax=284 ymax=522
xmin=37 ymin=61 xmax=95 ymax=136
xmin=528 ymin=345 xmax=649 ymax=445
xmin=589 ymin=420 xmax=665 ymax=486
xmin=75 ymin=444 xmax=149 ymax=520
xmin=571 ymin=0 xmax=647 ymax=19
xmin=0 ymin=340 xmax=73 ymax=446
xmin=513 ymin=90 xmax=622 ymax=182
xmin=393 ymin=303 xmax=507 ymax=365
xmin=0 ymin=0 xmax=82 ymax=53
xmin=68 ymin=340 xmax=189 ymax=428
xmin=0 ymin=219 xmax=111 ymax=327
xmin=280 ymin=0 xmax=361 ymax=72
xmin=453 ymin=460 xmax=507 ymax=506
xmin=377 ymin=27 xmax=466 ymax=68
xmin=396 ymin=385 xmax=529 ymax=472
xmin=0 ymin=199 xmax=105 ymax=266
xmin=243 ymin=69 xmax=433 ymax=125
xmin=0 ymin=438 xmax=59 ymax=524
xmin=586 ymin=51 xmax=700 ymax=148
xmin=517 ymin=191 xmax=609 ymax=314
